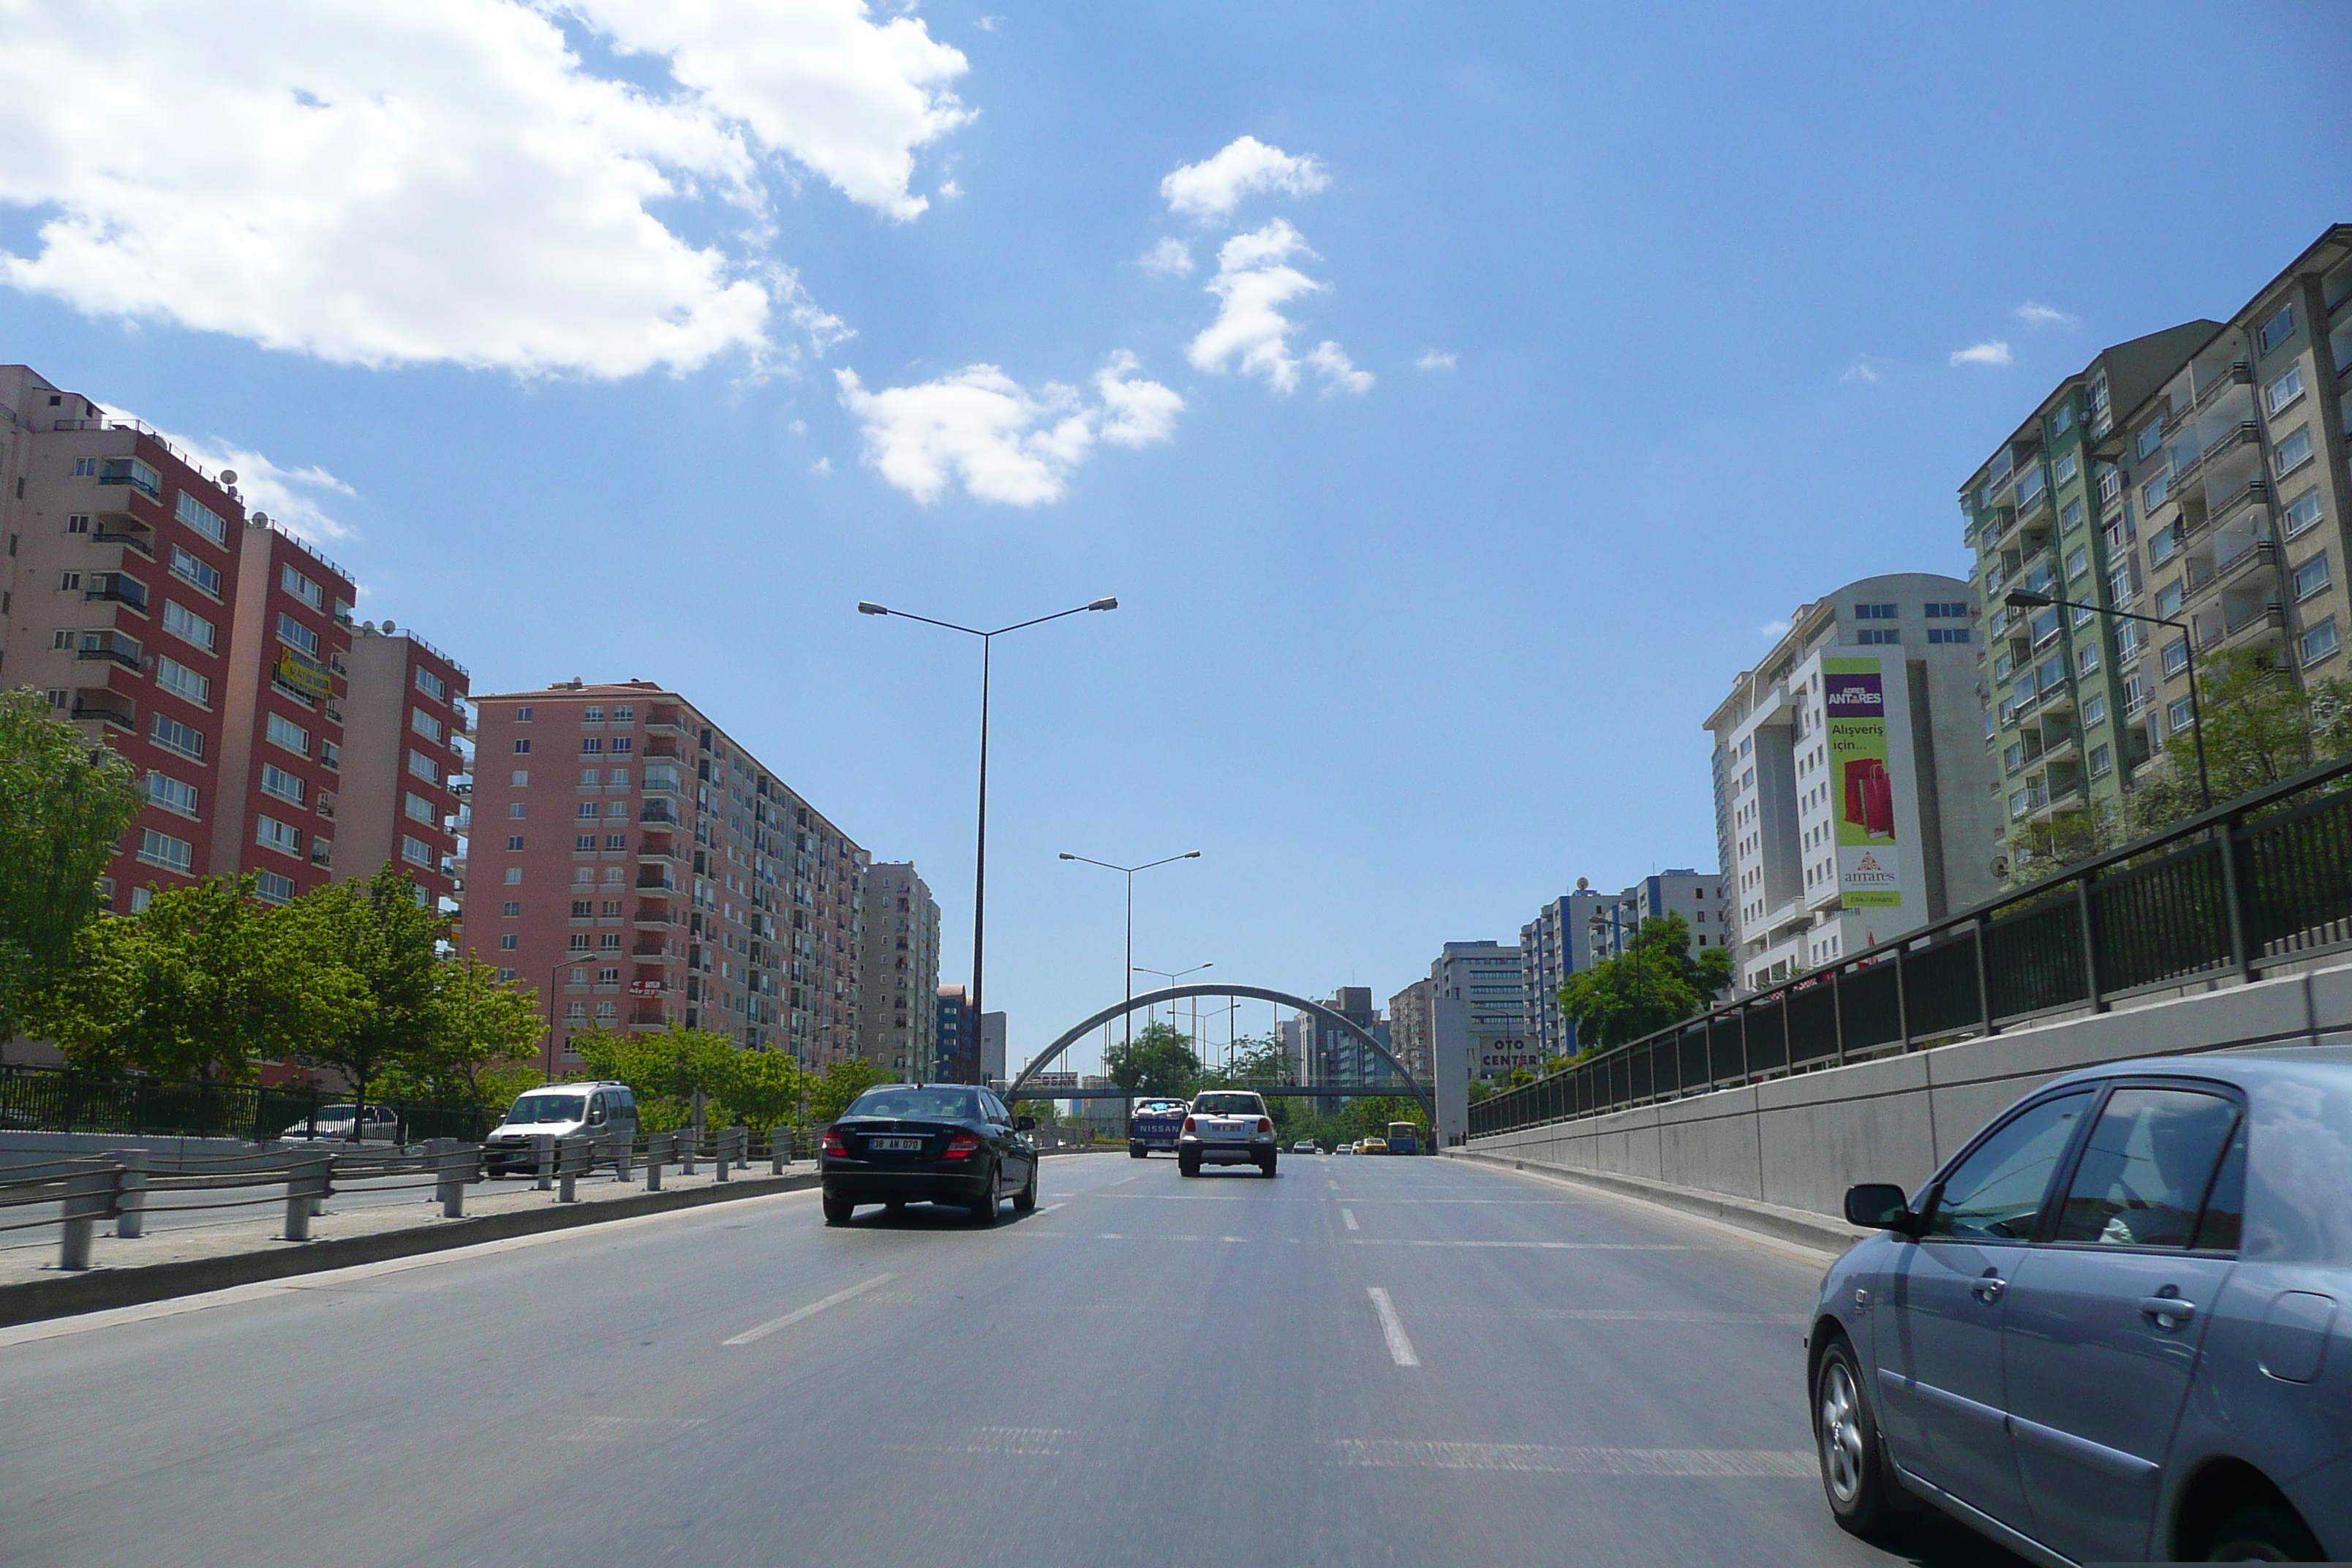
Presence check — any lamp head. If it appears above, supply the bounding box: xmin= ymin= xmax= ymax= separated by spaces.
xmin=857 ymin=601 xmax=889 ymax=616
xmin=2004 ymin=589 xmax=2052 ymax=609
xmin=1058 ymin=853 xmax=1075 ymax=860
xmin=1186 ymin=850 xmax=1202 ymax=858
xmin=1088 ymin=597 xmax=1119 ymax=611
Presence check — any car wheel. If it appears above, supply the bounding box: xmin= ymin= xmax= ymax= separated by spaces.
xmin=822 ymin=1195 xmax=854 ymax=1226
xmin=968 ymin=1167 xmax=999 ymax=1225
xmin=1261 ymin=1153 xmax=1278 ymax=1177
xmin=1814 ymin=1335 xmax=1903 ymax=1540
xmin=1014 ymin=1161 xmax=1038 ymax=1213
xmin=1178 ymin=1154 xmax=1199 ymax=1177
xmin=2201 ymin=1504 xmax=2324 ymax=1561
xmin=1129 ymin=1145 xmax=1147 ymax=1159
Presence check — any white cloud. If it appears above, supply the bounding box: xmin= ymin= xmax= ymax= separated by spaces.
xmin=1950 ymin=341 xmax=2013 ymax=368
xmin=974 ymin=14 xmax=1003 ymax=30
xmin=1160 ymin=135 xmax=1328 ymax=225
xmin=0 ymin=0 xmax=972 ymax=378
xmin=1188 ymin=219 xmax=1351 ymax=397
xmin=810 ymin=456 xmax=833 ymax=476
xmin=938 ymin=179 xmax=964 ymax=199
xmin=2013 ymin=301 xmax=2078 ymax=329
xmin=1306 ymin=342 xmax=1372 ymax=398
xmin=1840 ymin=355 xmax=1881 ymax=383
xmin=1414 ymin=350 xmax=1457 ymax=372
xmin=101 ymin=402 xmax=358 ymax=544
xmin=1139 ymin=238 xmax=1194 ymax=278
xmin=836 ymin=353 xmax=1182 ymax=505
xmin=1760 ymin=619 xmax=1791 ymax=638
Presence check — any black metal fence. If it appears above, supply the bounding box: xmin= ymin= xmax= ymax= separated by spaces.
xmin=0 ymin=1066 xmax=496 ymax=1144
xmin=1471 ymin=752 xmax=2352 ymax=1141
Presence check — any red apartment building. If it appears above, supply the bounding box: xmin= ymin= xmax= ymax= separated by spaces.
xmin=338 ymin=621 xmax=470 ymax=910
xmin=466 ymin=681 xmax=867 ymax=1068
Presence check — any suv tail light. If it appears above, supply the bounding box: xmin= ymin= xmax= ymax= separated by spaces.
xmin=941 ymin=1133 xmax=982 ymax=1161
xmin=1182 ymin=1117 xmax=1196 ymax=1134
xmin=1257 ymin=1117 xmax=1273 ymax=1134
xmin=821 ymin=1128 xmax=847 ymax=1157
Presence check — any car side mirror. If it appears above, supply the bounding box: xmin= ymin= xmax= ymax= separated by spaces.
xmin=1016 ymin=1116 xmax=1036 ymax=1131
xmin=1844 ymin=1183 xmax=1921 ymax=1236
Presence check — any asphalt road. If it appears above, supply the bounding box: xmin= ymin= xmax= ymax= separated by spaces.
xmin=0 ymin=1152 xmax=2027 ymax=1568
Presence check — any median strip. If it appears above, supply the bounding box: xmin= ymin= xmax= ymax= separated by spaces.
xmin=1366 ymin=1286 xmax=1420 ymax=1367
xmin=723 ymin=1272 xmax=897 ymax=1345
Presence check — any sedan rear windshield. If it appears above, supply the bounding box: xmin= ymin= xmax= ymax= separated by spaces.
xmin=1191 ymin=1093 xmax=1264 ymax=1116
xmin=506 ymin=1096 xmax=585 ymax=1123
xmin=845 ymin=1088 xmax=980 ymax=1122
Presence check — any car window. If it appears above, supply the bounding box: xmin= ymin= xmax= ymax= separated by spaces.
xmin=2051 ymin=1086 xmax=2239 ymax=1249
xmin=1191 ymin=1093 xmax=1263 ymax=1116
xmin=845 ymin=1088 xmax=979 ymax=1121
xmin=1926 ymin=1090 xmax=2092 ymax=1242
xmin=2190 ymin=1115 xmax=2247 ymax=1252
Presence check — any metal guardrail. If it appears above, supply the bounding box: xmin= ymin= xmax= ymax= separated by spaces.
xmin=1471 ymin=750 xmax=2352 ymax=1140
xmin=0 ymin=1067 xmax=496 ymax=1143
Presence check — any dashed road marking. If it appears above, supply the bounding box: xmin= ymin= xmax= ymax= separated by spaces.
xmin=551 ymin=1415 xmax=707 ymax=1444
xmin=724 ymin=1272 xmax=897 ymax=1345
xmin=1331 ymin=1441 xmax=1812 ymax=1477
xmin=1341 ymin=1208 xmax=1360 ymax=1231
xmin=1367 ymin=1286 xmax=1420 ymax=1368
xmin=1344 ymin=1240 xmax=1687 ymax=1251
xmin=1036 ymin=1202 xmax=1066 ymax=1215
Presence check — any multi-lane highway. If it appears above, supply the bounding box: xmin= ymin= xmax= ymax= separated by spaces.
xmin=0 ymin=1153 xmax=2023 ymax=1567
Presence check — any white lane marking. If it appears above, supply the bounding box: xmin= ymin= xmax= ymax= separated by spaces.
xmin=1109 ymin=1175 xmax=1139 ymax=1187
xmin=1036 ymin=1202 xmax=1066 ymax=1215
xmin=724 ymin=1272 xmax=897 ymax=1345
xmin=1326 ymin=1180 xmax=1340 ymax=1191
xmin=1409 ymin=1308 xmax=1806 ymax=1324
xmin=1367 ymin=1287 xmax=1420 ymax=1368
xmin=889 ymin=1427 xmax=1068 ymax=1456
xmin=551 ymin=1415 xmax=707 ymax=1444
xmin=1341 ymin=1208 xmax=1360 ymax=1231
xmin=1345 ymin=1240 xmax=1687 ymax=1250
xmin=1331 ymin=1441 xmax=1812 ymax=1477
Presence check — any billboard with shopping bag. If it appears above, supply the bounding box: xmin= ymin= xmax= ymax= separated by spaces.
xmin=1824 ymin=657 xmax=1904 ymax=909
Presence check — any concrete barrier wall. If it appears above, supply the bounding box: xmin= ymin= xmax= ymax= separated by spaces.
xmin=1468 ymin=959 xmax=2352 ymax=1218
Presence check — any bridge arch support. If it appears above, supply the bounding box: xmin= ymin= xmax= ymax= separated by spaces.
xmin=1006 ymin=984 xmax=1431 ymax=1122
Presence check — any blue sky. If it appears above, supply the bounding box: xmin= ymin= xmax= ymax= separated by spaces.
xmin=4 ymin=2 xmax=2348 ymax=1074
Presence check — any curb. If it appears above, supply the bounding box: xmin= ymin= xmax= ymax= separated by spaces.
xmin=0 ymin=1170 xmax=821 ymax=1328
xmin=1444 ymin=1149 xmax=1867 ymax=1254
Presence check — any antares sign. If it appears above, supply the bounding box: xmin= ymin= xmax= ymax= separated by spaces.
xmin=1824 ymin=657 xmax=1903 ymax=910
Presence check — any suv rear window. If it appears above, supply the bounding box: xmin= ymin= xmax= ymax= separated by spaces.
xmin=1191 ymin=1093 xmax=1263 ymax=1116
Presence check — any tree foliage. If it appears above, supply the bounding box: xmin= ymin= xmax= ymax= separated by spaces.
xmin=375 ymin=954 xmax=546 ymax=1108
xmin=285 ymin=865 xmax=446 ymax=1116
xmin=0 ymin=689 xmax=142 ymax=1038
xmin=570 ymin=1025 xmax=745 ymax=1131
xmin=807 ymin=1057 xmax=886 ymax=1123
xmin=1104 ymin=1021 xmax=1203 ymax=1097
xmin=1558 ymin=914 xmax=1732 ymax=1055
xmin=2128 ymin=652 xmax=2352 ymax=834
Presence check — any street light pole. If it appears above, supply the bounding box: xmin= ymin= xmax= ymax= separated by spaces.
xmin=861 ymin=597 xmax=1117 ymax=1071
xmin=2005 ymin=589 xmax=2212 ymax=810
xmin=1133 ymin=962 xmax=1213 ymax=1053
xmin=543 ymin=957 xmax=572 ymax=1082
xmin=1060 ymin=850 xmax=1200 ymax=1062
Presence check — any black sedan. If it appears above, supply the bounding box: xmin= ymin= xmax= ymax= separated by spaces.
xmin=818 ymin=1084 xmax=1039 ymax=1226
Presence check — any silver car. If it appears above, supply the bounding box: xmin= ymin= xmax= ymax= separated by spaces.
xmin=1809 ymin=1047 xmax=2351 ymax=1564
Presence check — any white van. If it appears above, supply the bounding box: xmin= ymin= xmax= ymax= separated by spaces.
xmin=483 ymin=1082 xmax=638 ymax=1176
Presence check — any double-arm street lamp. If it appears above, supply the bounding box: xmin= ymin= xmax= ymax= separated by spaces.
xmin=2004 ymin=588 xmax=2212 ymax=810
xmin=860 ymin=597 xmax=1119 ymax=1047
xmin=1059 ymin=850 xmax=1201 ymax=1058
xmin=1133 ymin=961 xmax=1213 ymax=1049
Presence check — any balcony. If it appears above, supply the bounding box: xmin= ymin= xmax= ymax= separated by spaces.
xmin=75 ymin=631 xmax=143 ymax=671
xmin=2190 ymin=360 xmax=2253 ymax=415
xmin=93 ymin=513 xmax=154 ymax=557
xmin=2168 ymin=421 xmax=2261 ymax=500
xmin=70 ymin=698 xmax=135 ymax=731
xmin=633 ymin=905 xmax=682 ymax=930
xmin=638 ymin=837 xmax=680 ymax=863
xmin=644 ymin=706 xmax=686 ymax=734
xmin=636 ymin=870 xmax=678 ymax=894
xmin=638 ymin=802 xmax=682 ymax=828
xmin=82 ymin=573 xmax=148 ymax=612
xmin=2198 ymin=600 xmax=2285 ymax=654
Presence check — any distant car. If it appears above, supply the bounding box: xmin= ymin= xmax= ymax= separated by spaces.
xmin=482 ymin=1083 xmax=636 ymax=1175
xmin=1292 ymin=1139 xmax=1317 ymax=1153
xmin=1178 ymin=1090 xmax=1278 ymax=1177
xmin=1128 ymin=1097 xmax=1189 ymax=1158
xmin=819 ymin=1083 xmax=1038 ymax=1225
xmin=1334 ymin=1143 xmax=1353 ymax=1156
xmin=279 ymin=1104 xmax=401 ymax=1142
xmin=1810 ymin=1048 xmax=2352 ymax=1564
xmin=1356 ymin=1137 xmax=1389 ymax=1156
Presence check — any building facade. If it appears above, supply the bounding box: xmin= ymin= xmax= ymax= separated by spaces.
xmin=1706 ymin=575 xmax=2001 ymax=992
xmin=1587 ymin=871 xmax=1727 ymax=960
xmin=1431 ymin=940 xmax=1530 ymax=1080
xmin=467 ymin=680 xmax=866 ymax=1066
xmin=1386 ymin=977 xmax=1434 ymax=1085
xmin=855 ymin=862 xmax=941 ymax=1079
xmin=339 ymin=621 xmax=470 ymax=911
xmin=936 ymin=984 xmax=976 ymax=1082
xmin=1292 ymin=987 xmax=1391 ymax=1093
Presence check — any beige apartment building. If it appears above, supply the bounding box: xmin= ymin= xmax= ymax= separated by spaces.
xmin=855 ymin=862 xmax=941 ymax=1079
xmin=465 ymin=680 xmax=867 ymax=1066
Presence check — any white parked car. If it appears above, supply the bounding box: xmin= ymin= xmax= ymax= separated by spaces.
xmin=279 ymin=1105 xmax=401 ymax=1142
xmin=483 ymin=1083 xmax=638 ymax=1175
xmin=1178 ymin=1090 xmax=1277 ymax=1177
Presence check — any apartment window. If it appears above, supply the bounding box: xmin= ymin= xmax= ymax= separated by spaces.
xmin=2003 ymin=741 xmax=2024 ymax=772
xmin=154 ymin=655 xmax=211 ymax=707
xmin=401 ymin=835 xmax=434 ymax=868
xmin=516 ymin=706 xmax=533 ymax=722
xmin=513 ymin=738 xmax=532 ymax=754
xmin=276 ymin=612 xmax=320 ymax=657
xmin=578 ymin=802 xmax=600 ymax=820
xmin=1923 ymin=601 xmax=1972 ymax=618
xmin=2284 ymin=487 xmax=2323 ymax=539
xmin=2265 ymin=363 xmax=2306 ymax=416
xmin=322 ymin=742 xmax=339 ymax=773
xmin=1926 ymin=627 xmax=1970 ymax=644
xmin=252 ymin=871 xmax=295 ymax=905
xmin=581 ymin=736 xmax=603 ymax=755
xmin=2050 ymin=404 xmax=2075 ymax=438
xmin=2122 ymin=673 xmax=2147 ymax=713
xmin=2256 ymin=304 xmax=2296 ymax=357
xmin=411 ymin=707 xmax=444 ymax=742
xmin=607 ymin=769 xmax=629 ymax=789
xmin=611 ymin=705 xmax=634 ymax=722
xmin=2107 ymin=564 xmax=2135 ymax=606
xmin=2082 ymin=693 xmax=2108 ymax=728
xmin=2163 ymin=640 xmax=2190 ymax=678
xmin=497 ymin=968 xmax=517 ymax=984
xmin=2060 ymin=499 xmax=2084 ymax=531
xmin=2142 ymin=473 xmax=2171 ymax=511
xmin=510 ymin=769 xmax=529 ymax=786
xmin=173 ymin=491 xmax=227 ymax=546
xmin=169 ymin=546 xmax=221 ymax=598
xmin=2054 ymin=452 xmax=2078 ymax=485
xmin=2097 ymin=467 xmax=2123 ymax=506
xmin=499 ymin=934 xmax=519 ymax=951
xmin=2136 ymin=419 xmax=2167 ymax=461
xmin=2088 ymin=744 xmax=2113 ymax=779
xmin=137 ymin=828 xmax=194 ymax=873
xmin=571 ymin=899 xmax=595 ymax=919
xmin=2274 ymin=426 xmax=2314 ymax=477
xmin=2030 ymin=608 xmax=2061 ymax=646
xmin=1853 ymin=602 xmax=1897 ymax=619
xmin=145 ymin=771 xmax=199 ymax=817
xmin=2077 ymin=641 xmax=2101 ymax=675
xmin=162 ymin=600 xmax=216 ymax=651
xmin=2155 ymin=580 xmax=2184 ymax=619
xmin=2117 ymin=622 xmax=2142 ymax=660
xmin=505 ymin=834 xmax=525 ymax=851
xmin=609 ymin=736 xmax=632 ymax=755
xmin=2010 ymin=790 xmax=2030 ymax=821
xmin=280 ymin=564 xmax=323 ymax=609
xmin=501 ymin=900 xmax=521 ymax=918
xmin=1993 ymin=649 xmax=2015 ymax=680
xmin=2300 ymin=618 xmax=2340 ymax=667
xmin=404 ymin=793 xmax=435 ymax=824
xmin=2064 ymin=545 xmax=2089 ymax=581
xmin=508 ymin=802 xmax=527 ymax=819
xmin=1857 ymin=628 xmax=1899 ymax=645
xmin=603 ymin=834 xmax=627 ymax=851
xmin=576 ymin=834 xmax=598 ymax=852
xmin=2149 ymin=526 xmax=2180 ymax=566
xmin=265 ymin=712 xmax=309 ymax=755
xmin=407 ymin=750 xmax=440 ymax=783
xmin=260 ymin=764 xmax=305 ymax=806
xmin=2167 ymin=696 xmax=2197 ymax=734
xmin=2016 ymin=466 xmax=2046 ymax=508
xmin=2293 ymin=553 xmax=2331 ymax=603
xmin=598 ymin=934 xmax=622 ymax=953
xmin=413 ymin=666 xmax=447 ymax=702
xmin=257 ymin=815 xmax=302 ymax=856
xmin=505 ymin=867 xmax=524 ymax=885
xmin=151 ymin=714 xmax=204 ymax=761
xmin=582 ymin=706 xmax=605 ymax=723
xmin=58 ymin=571 xmax=81 ymax=592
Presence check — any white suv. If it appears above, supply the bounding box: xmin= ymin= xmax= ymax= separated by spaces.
xmin=1178 ymin=1090 xmax=1278 ymax=1177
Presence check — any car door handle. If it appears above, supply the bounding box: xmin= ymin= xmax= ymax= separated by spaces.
xmin=2140 ymin=1296 xmax=2198 ymax=1327
xmin=1972 ymin=1276 xmax=2006 ymax=1303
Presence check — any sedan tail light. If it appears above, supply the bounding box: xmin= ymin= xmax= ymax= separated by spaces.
xmin=821 ymin=1128 xmax=847 ymax=1157
xmin=941 ymin=1133 xmax=982 ymax=1161
xmin=1256 ymin=1117 xmax=1273 ymax=1134
xmin=1182 ymin=1117 xmax=1196 ymax=1134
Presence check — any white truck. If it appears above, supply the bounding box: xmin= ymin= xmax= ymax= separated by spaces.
xmin=1177 ymin=1090 xmax=1278 ymax=1177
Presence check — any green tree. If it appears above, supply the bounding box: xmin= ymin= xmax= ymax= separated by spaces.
xmin=1198 ymin=1033 xmax=1294 ymax=1089
xmin=1011 ymin=1098 xmax=1060 ymax=1127
xmin=375 ymin=954 xmax=546 ymax=1108
xmin=1104 ymin=1021 xmax=1203 ymax=1097
xmin=571 ymin=1025 xmax=741 ymax=1131
xmin=721 ymin=1048 xmax=810 ymax=1132
xmin=1558 ymin=913 xmax=1731 ymax=1055
xmin=807 ymin=1057 xmax=886 ymax=1123
xmin=284 ymin=865 xmax=446 ymax=1129
xmin=31 ymin=876 xmax=363 ymax=1082
xmin=1349 ymin=1094 xmax=1428 ymax=1140
xmin=2130 ymin=652 xmax=2352 ymax=834
xmin=0 ymin=689 xmax=142 ymax=1037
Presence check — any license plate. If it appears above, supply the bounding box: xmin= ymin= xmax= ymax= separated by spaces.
xmin=868 ymin=1137 xmax=922 ymax=1152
